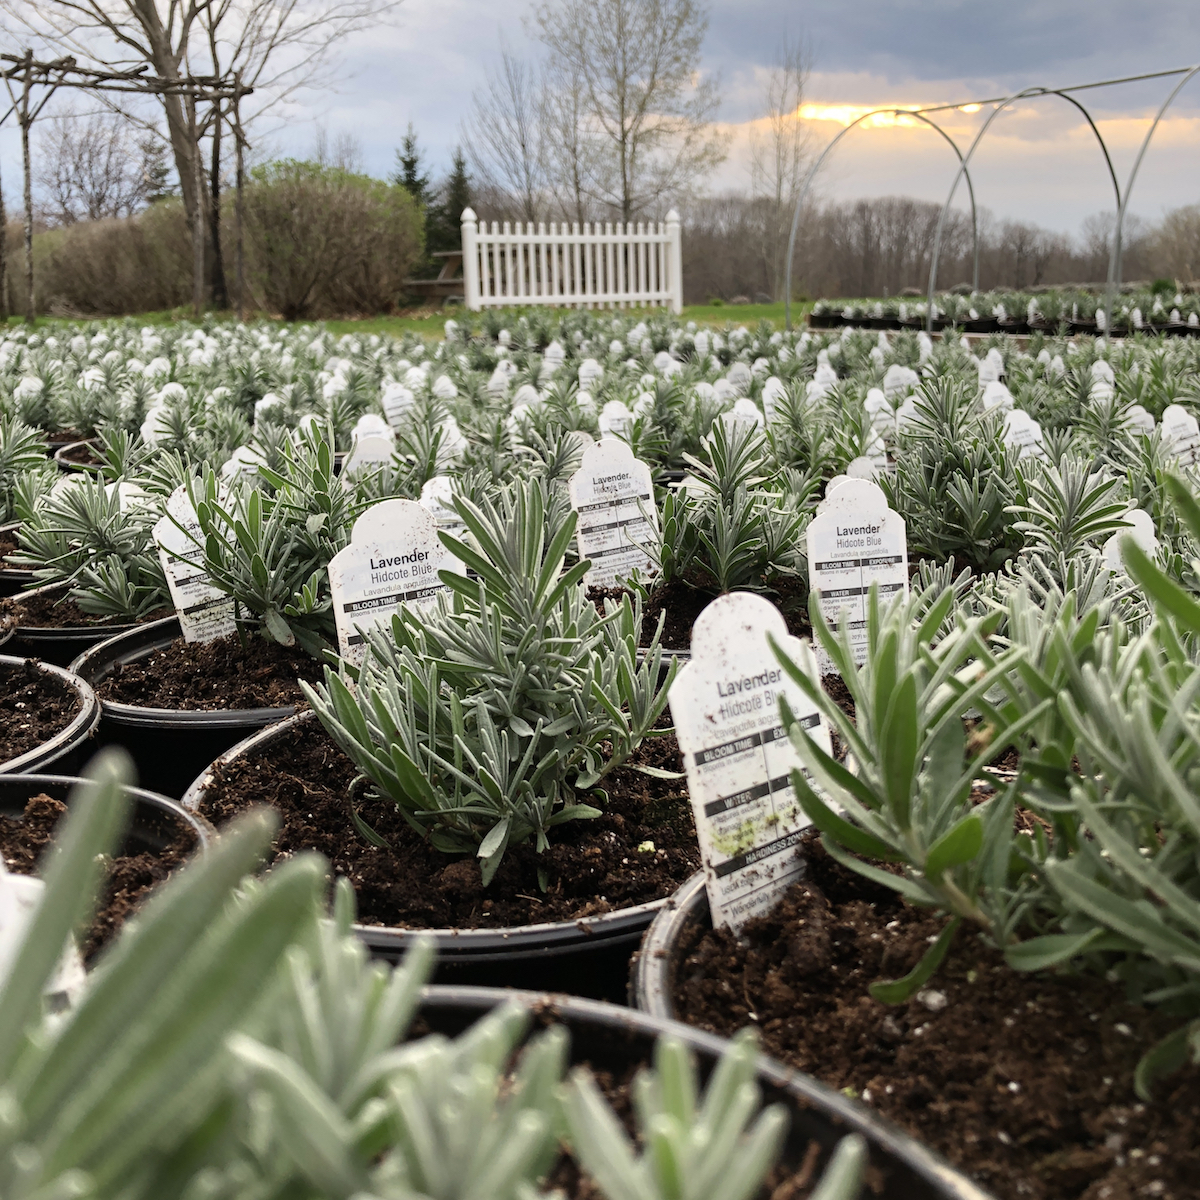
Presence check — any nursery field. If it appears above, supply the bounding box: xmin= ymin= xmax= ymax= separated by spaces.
xmin=3 ymin=305 xmax=1200 ymax=1200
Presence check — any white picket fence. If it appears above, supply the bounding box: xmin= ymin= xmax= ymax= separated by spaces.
xmin=461 ymin=208 xmax=683 ymax=314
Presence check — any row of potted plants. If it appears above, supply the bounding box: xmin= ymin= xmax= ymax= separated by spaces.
xmin=4 ymin=309 xmax=1200 ymax=1198
xmin=811 ymin=287 xmax=1200 ymax=337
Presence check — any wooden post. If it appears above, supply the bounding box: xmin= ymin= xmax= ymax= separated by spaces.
xmin=461 ymin=207 xmax=480 ymax=311
xmin=234 ymin=77 xmax=245 ymax=322
xmin=189 ymin=96 xmax=204 ymax=318
xmin=20 ymin=51 xmax=33 ymax=325
xmin=665 ymin=209 xmax=682 ymax=315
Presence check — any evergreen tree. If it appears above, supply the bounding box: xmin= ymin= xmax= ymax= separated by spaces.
xmin=427 ymin=148 xmax=471 ymax=254
xmin=392 ymin=123 xmax=431 ymax=207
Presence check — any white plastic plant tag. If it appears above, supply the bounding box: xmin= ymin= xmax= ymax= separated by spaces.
xmin=1001 ymin=409 xmax=1047 ymax=459
xmin=568 ymin=440 xmax=659 ymax=588
xmin=846 ymin=455 xmax=878 ymax=480
xmin=154 ymin=486 xmax=237 ymax=644
xmin=1161 ymin=404 xmax=1200 ymax=467
xmin=761 ymin=376 xmax=786 ymax=421
xmin=807 ymin=479 xmax=908 ymax=667
xmin=0 ymin=862 xmax=85 ymax=1011
xmin=1126 ymin=404 xmax=1155 ymax=436
xmin=380 ymin=382 xmax=415 ymax=429
xmin=1103 ymin=510 xmax=1159 ymax=573
xmin=981 ymin=380 xmax=1015 ymax=413
xmin=340 ymin=434 xmax=394 ymax=480
xmin=670 ymin=593 xmax=831 ymax=933
xmin=599 ymin=400 xmax=633 ymax=438
xmin=419 ymin=475 xmax=467 ymax=541
xmin=328 ymin=499 xmax=454 ymax=664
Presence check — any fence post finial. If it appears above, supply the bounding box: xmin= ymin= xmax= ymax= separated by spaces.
xmin=461 ymin=208 xmax=481 ymax=311
xmin=665 ymin=209 xmax=683 ymax=314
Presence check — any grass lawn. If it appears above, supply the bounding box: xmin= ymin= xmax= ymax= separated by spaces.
xmin=3 ymin=300 xmax=813 ymax=338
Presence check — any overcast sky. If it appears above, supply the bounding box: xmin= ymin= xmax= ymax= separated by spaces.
xmin=12 ymin=0 xmax=1200 ymax=237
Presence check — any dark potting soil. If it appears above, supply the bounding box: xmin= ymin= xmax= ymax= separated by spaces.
xmin=0 ymin=528 xmax=18 ymax=561
xmin=96 ymin=631 xmax=323 ymax=710
xmin=58 ymin=441 xmax=102 ymax=466
xmin=0 ymin=792 xmax=196 ymax=961
xmin=590 ymin=576 xmax=811 ymax=653
xmin=670 ymin=832 xmax=1200 ymax=1200
xmin=199 ymin=719 xmax=701 ymax=928
xmin=0 ymin=586 xmax=164 ymax=630
xmin=0 ymin=659 xmax=80 ymax=762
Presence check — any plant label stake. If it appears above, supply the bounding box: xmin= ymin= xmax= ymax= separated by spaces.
xmin=154 ymin=487 xmax=238 ymax=644
xmin=568 ymin=439 xmax=659 ymax=588
xmin=328 ymin=499 xmax=454 ymax=664
xmin=420 ymin=475 xmax=467 ymax=540
xmin=670 ymin=593 xmax=831 ymax=933
xmin=1161 ymin=404 xmax=1200 ymax=467
xmin=808 ymin=479 xmax=908 ymax=668
xmin=0 ymin=860 xmax=85 ymax=1008
xmin=1103 ymin=509 xmax=1159 ymax=573
xmin=380 ymin=383 xmax=415 ymax=430
xmin=1001 ymin=410 xmax=1047 ymax=460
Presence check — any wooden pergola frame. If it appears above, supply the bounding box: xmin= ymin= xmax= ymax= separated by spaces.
xmin=0 ymin=50 xmax=253 ymax=323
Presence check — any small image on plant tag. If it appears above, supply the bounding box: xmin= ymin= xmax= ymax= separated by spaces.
xmin=670 ymin=592 xmax=831 ymax=933
xmin=807 ymin=479 xmax=908 ymax=670
xmin=328 ymin=499 xmax=455 ymax=664
xmin=153 ymin=486 xmax=237 ymax=644
xmin=568 ymin=439 xmax=659 ymax=588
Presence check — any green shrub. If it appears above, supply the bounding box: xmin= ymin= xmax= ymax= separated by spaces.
xmin=242 ymin=160 xmax=424 ymax=319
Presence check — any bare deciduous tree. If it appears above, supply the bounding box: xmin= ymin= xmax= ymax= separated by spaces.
xmin=530 ymin=0 xmax=726 ymax=222
xmin=1 ymin=0 xmax=397 ymax=306
xmin=747 ymin=35 xmax=810 ymax=300
xmin=1147 ymin=204 xmax=1200 ymax=283
xmin=464 ymin=48 xmax=545 ymax=225
xmin=538 ymin=56 xmax=595 ymax=226
xmin=35 ymin=108 xmax=161 ymax=225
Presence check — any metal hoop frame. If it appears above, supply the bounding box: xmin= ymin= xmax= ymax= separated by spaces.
xmin=783 ymin=109 xmax=980 ymax=330
xmin=925 ymin=87 xmax=1128 ymax=332
xmin=781 ymin=63 xmax=1200 ymax=334
xmin=1102 ymin=64 xmax=1200 ymax=331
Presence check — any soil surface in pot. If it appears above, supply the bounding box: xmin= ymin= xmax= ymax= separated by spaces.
xmin=58 ymin=442 xmax=101 ymax=466
xmin=198 ymin=720 xmax=701 ymax=928
xmin=0 ymin=585 xmax=167 ymax=630
xmin=669 ymin=831 xmax=1200 ymax=1200
xmin=0 ymin=659 xmax=80 ymax=762
xmin=0 ymin=792 xmax=196 ymax=960
xmin=96 ymin=631 xmax=323 ymax=710
xmin=0 ymin=527 xmax=18 ymax=561
xmin=589 ymin=576 xmax=810 ymax=652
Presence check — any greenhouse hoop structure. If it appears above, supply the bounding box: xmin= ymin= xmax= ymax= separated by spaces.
xmin=783 ymin=63 xmax=1200 ymax=334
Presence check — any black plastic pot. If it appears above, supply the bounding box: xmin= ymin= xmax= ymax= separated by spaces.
xmin=418 ymin=985 xmax=993 ymax=1200
xmin=807 ymin=312 xmax=844 ymax=329
xmin=0 ymin=522 xmax=36 ymax=598
xmin=53 ymin=438 xmax=103 ymax=473
xmin=2 ymin=583 xmax=144 ymax=667
xmin=182 ymin=711 xmax=674 ymax=1002
xmin=70 ymin=615 xmax=297 ymax=799
xmin=0 ymin=655 xmax=101 ymax=775
xmin=0 ymin=772 xmax=211 ymax=858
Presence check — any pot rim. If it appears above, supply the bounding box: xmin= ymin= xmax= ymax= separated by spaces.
xmin=182 ymin=710 xmax=677 ymax=953
xmin=3 ymin=580 xmax=143 ymax=640
xmin=0 ymin=655 xmax=102 ymax=774
xmin=629 ymin=868 xmax=705 ymax=1018
xmin=52 ymin=437 xmax=104 ymax=473
xmin=418 ymin=984 xmax=995 ymax=1200
xmin=0 ymin=771 xmax=215 ymax=848
xmin=70 ymin=614 xmax=300 ymax=727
